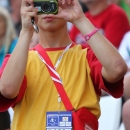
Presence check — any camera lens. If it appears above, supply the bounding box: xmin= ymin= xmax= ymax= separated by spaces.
xmin=41 ymin=3 xmax=51 ymax=12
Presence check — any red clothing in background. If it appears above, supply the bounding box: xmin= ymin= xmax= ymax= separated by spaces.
xmin=69 ymin=4 xmax=130 ymax=48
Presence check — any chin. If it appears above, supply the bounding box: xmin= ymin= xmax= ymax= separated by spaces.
xmin=38 ymin=20 xmax=67 ymax=32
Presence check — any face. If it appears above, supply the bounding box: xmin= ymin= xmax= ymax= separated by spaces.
xmin=37 ymin=14 xmax=67 ymax=32
xmin=0 ymin=16 xmax=6 ymax=37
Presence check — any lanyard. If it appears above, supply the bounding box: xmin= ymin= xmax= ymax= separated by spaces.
xmin=36 ymin=43 xmax=72 ymax=84
xmin=54 ymin=43 xmax=72 ymax=70
xmin=35 ymin=43 xmax=73 ymax=111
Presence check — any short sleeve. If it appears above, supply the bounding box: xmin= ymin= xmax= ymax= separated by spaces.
xmin=86 ymin=46 xmax=123 ymax=98
xmin=0 ymin=55 xmax=27 ymax=112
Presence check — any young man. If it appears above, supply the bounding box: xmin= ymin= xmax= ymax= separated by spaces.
xmin=69 ymin=0 xmax=130 ymax=48
xmin=0 ymin=0 xmax=127 ymax=129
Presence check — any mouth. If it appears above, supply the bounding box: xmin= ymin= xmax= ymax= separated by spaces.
xmin=43 ymin=16 xmax=54 ymax=21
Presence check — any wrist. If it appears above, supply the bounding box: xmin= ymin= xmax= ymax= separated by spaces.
xmin=19 ymin=29 xmax=33 ymax=46
xmin=20 ymin=29 xmax=33 ymax=38
xmin=73 ymin=16 xmax=96 ymax=35
xmin=73 ymin=14 xmax=86 ymax=27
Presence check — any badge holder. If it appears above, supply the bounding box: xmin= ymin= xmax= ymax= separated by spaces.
xmin=31 ymin=17 xmax=39 ymax=33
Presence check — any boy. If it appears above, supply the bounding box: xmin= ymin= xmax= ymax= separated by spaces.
xmin=0 ymin=0 xmax=127 ymax=129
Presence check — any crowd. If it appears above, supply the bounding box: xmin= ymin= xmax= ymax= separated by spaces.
xmin=0 ymin=0 xmax=130 ymax=130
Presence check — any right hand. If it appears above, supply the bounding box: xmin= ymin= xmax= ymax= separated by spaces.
xmin=21 ymin=0 xmax=38 ymax=34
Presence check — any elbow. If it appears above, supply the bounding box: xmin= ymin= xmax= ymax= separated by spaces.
xmin=0 ymin=82 xmax=18 ymax=99
xmin=112 ymin=60 xmax=128 ymax=81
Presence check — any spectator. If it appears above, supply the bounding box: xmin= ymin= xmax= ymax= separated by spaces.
xmin=69 ymin=0 xmax=130 ymax=48
xmin=0 ymin=6 xmax=17 ymax=66
xmin=119 ymin=31 xmax=130 ymax=130
xmin=0 ymin=0 xmax=127 ymax=129
xmin=118 ymin=28 xmax=130 ymax=130
xmin=118 ymin=0 xmax=130 ymax=129
xmin=8 ymin=0 xmax=22 ymax=35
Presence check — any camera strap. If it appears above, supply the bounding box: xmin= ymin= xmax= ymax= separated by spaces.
xmin=31 ymin=17 xmax=39 ymax=33
xmin=34 ymin=43 xmax=74 ymax=111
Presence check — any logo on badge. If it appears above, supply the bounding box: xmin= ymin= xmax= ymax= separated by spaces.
xmin=63 ymin=117 xmax=68 ymax=121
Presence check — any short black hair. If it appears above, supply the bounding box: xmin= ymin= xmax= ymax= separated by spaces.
xmin=0 ymin=111 xmax=11 ymax=130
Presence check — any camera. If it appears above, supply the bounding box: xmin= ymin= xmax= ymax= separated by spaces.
xmin=33 ymin=0 xmax=58 ymax=14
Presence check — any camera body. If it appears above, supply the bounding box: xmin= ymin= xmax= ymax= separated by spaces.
xmin=33 ymin=0 xmax=58 ymax=14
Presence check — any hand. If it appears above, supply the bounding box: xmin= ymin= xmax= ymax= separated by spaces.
xmin=49 ymin=0 xmax=85 ymax=23
xmin=21 ymin=0 xmax=38 ymax=34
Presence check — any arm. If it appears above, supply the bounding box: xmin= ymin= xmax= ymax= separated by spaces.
xmin=0 ymin=0 xmax=38 ymax=99
xmin=51 ymin=0 xmax=127 ymax=83
xmin=75 ymin=17 xmax=127 ymax=83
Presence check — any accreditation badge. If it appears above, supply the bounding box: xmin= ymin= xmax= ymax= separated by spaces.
xmin=46 ymin=111 xmax=72 ymax=130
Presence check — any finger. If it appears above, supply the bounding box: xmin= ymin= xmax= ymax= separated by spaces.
xmin=58 ymin=0 xmax=62 ymax=6
xmin=22 ymin=0 xmax=34 ymax=7
xmin=21 ymin=7 xmax=38 ymax=19
xmin=25 ymin=12 xmax=38 ymax=18
xmin=21 ymin=6 xmax=37 ymax=17
xmin=21 ymin=0 xmax=26 ymax=6
xmin=24 ymin=6 xmax=37 ymax=13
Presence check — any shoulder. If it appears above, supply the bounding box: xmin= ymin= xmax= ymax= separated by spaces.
xmin=108 ymin=4 xmax=128 ymax=16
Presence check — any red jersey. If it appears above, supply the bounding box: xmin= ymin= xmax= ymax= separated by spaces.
xmin=69 ymin=4 xmax=130 ymax=48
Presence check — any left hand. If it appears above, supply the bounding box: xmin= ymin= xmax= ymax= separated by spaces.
xmin=50 ymin=0 xmax=85 ymax=23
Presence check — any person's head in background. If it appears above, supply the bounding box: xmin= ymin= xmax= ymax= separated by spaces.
xmin=78 ymin=0 xmax=111 ymax=15
xmin=8 ymin=0 xmax=22 ymax=35
xmin=29 ymin=32 xmax=39 ymax=49
xmin=0 ymin=6 xmax=17 ymax=65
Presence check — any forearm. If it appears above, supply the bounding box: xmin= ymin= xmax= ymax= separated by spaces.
xmin=74 ymin=16 xmax=127 ymax=82
xmin=0 ymin=30 xmax=32 ymax=98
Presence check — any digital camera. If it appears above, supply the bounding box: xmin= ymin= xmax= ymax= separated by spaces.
xmin=33 ymin=0 xmax=58 ymax=14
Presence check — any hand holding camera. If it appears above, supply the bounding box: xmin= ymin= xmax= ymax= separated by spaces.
xmin=33 ymin=0 xmax=84 ymax=22
xmin=21 ymin=0 xmax=85 ymax=33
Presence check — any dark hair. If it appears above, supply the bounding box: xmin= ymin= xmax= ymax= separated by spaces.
xmin=0 ymin=111 xmax=11 ymax=130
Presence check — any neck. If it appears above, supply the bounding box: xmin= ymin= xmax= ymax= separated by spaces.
xmin=39 ymin=25 xmax=72 ymax=48
xmin=87 ymin=0 xmax=111 ymax=16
